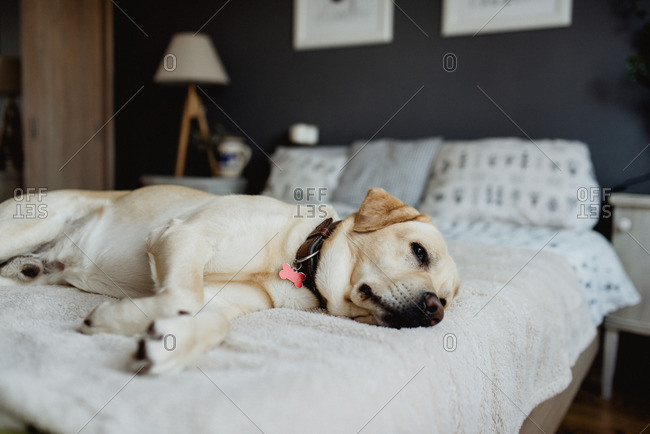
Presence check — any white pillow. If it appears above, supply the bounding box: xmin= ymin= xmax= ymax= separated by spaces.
xmin=333 ymin=137 xmax=442 ymax=208
xmin=261 ymin=146 xmax=348 ymax=204
xmin=419 ymin=138 xmax=600 ymax=230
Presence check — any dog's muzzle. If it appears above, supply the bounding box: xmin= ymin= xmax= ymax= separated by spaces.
xmin=381 ymin=292 xmax=444 ymax=329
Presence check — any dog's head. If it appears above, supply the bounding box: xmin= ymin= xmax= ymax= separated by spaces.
xmin=319 ymin=188 xmax=460 ymax=329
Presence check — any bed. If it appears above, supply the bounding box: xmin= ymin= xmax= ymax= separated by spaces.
xmin=0 ymin=137 xmax=640 ymax=433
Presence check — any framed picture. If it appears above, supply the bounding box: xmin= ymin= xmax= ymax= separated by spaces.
xmin=294 ymin=0 xmax=394 ymax=51
xmin=441 ymin=0 xmax=573 ymax=37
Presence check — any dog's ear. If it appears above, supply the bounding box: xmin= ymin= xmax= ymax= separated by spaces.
xmin=353 ymin=188 xmax=430 ymax=233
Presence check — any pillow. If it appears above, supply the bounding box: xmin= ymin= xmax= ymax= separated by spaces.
xmin=330 ymin=201 xmax=359 ymax=219
xmin=261 ymin=145 xmax=348 ymax=204
xmin=333 ymin=137 xmax=443 ymax=208
xmin=419 ymin=138 xmax=600 ymax=231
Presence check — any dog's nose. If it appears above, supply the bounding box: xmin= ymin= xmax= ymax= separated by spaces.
xmin=422 ymin=292 xmax=444 ymax=326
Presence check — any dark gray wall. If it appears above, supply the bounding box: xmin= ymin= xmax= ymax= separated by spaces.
xmin=0 ymin=0 xmax=20 ymax=117
xmin=114 ymin=0 xmax=650 ymax=194
xmin=0 ymin=0 xmax=19 ymax=55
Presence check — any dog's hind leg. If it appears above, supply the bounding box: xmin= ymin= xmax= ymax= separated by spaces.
xmin=0 ymin=193 xmax=62 ymax=262
xmin=0 ymin=190 xmax=128 ymax=263
xmin=0 ymin=255 xmax=44 ymax=284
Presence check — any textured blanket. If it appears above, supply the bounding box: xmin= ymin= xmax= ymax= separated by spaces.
xmin=0 ymin=241 xmax=595 ymax=433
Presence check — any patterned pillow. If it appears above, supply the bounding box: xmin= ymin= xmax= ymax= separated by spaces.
xmin=333 ymin=137 xmax=443 ymax=208
xmin=419 ymin=138 xmax=600 ymax=230
xmin=261 ymin=145 xmax=348 ymax=205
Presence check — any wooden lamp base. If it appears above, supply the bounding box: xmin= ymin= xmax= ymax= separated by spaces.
xmin=174 ymin=83 xmax=218 ymax=177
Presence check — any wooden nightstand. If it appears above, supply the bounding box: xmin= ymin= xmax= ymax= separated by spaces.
xmin=601 ymin=193 xmax=650 ymax=398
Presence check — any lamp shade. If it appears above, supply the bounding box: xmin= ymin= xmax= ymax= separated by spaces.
xmin=154 ymin=33 xmax=229 ymax=85
xmin=0 ymin=56 xmax=21 ymax=95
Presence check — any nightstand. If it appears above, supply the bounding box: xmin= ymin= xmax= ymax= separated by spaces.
xmin=140 ymin=175 xmax=247 ymax=195
xmin=601 ymin=193 xmax=650 ymax=398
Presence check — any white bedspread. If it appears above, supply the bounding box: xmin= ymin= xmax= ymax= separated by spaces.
xmin=0 ymin=242 xmax=595 ymax=433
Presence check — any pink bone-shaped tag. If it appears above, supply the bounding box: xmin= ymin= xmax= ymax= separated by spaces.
xmin=279 ymin=263 xmax=306 ymax=288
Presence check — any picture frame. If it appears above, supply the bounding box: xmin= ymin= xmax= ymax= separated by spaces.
xmin=293 ymin=0 xmax=394 ymax=51
xmin=441 ymin=0 xmax=573 ymax=37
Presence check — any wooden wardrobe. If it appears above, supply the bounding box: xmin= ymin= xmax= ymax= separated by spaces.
xmin=21 ymin=0 xmax=114 ymax=190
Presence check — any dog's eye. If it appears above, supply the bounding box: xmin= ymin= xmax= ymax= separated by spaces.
xmin=411 ymin=243 xmax=429 ymax=267
xmin=440 ymin=298 xmax=447 ymax=307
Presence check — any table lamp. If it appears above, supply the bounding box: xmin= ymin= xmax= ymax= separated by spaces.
xmin=0 ymin=56 xmax=22 ymax=172
xmin=154 ymin=33 xmax=229 ymax=176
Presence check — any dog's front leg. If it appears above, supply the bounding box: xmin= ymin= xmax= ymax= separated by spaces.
xmin=81 ymin=221 xmax=213 ymax=336
xmin=133 ymin=283 xmax=272 ymax=374
xmin=132 ymin=308 xmax=232 ymax=375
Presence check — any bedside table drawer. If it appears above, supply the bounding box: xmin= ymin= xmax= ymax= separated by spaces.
xmin=601 ymin=193 xmax=650 ymax=399
xmin=609 ymin=194 xmax=650 ymax=324
xmin=612 ymin=207 xmax=650 ymax=291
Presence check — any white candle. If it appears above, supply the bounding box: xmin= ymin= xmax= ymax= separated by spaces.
xmin=289 ymin=123 xmax=319 ymax=146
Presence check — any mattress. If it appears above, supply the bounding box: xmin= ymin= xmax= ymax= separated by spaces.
xmin=0 ymin=240 xmax=598 ymax=433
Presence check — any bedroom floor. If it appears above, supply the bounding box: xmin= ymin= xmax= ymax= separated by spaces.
xmin=558 ymin=332 xmax=650 ymax=433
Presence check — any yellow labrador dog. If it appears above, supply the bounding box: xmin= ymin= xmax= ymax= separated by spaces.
xmin=0 ymin=187 xmax=460 ymax=374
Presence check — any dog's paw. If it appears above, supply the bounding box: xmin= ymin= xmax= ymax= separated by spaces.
xmin=132 ymin=316 xmax=199 ymax=375
xmin=79 ymin=299 xmax=151 ymax=336
xmin=0 ymin=255 xmax=43 ymax=282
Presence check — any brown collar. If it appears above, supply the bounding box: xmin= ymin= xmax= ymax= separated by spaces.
xmin=294 ymin=217 xmax=340 ymax=308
